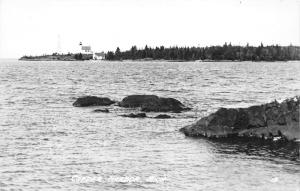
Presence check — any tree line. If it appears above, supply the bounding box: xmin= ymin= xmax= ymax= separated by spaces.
xmin=105 ymin=43 xmax=300 ymax=61
xmin=20 ymin=52 xmax=93 ymax=60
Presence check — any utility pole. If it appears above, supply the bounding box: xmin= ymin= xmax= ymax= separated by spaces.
xmin=57 ymin=34 xmax=61 ymax=54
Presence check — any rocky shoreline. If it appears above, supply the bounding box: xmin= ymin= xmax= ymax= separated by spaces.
xmin=72 ymin=95 xmax=299 ymax=142
xmin=180 ymin=97 xmax=299 ymax=142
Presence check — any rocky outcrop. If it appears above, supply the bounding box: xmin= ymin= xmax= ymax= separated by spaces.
xmin=180 ymin=97 xmax=300 ymax=141
xmin=121 ymin=113 xmax=147 ymax=118
xmin=118 ymin=95 xmax=190 ymax=112
xmin=73 ymin=96 xmax=115 ymax=107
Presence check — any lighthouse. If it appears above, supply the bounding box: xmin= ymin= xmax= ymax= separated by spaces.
xmin=78 ymin=42 xmax=104 ymax=60
xmin=79 ymin=42 xmax=92 ymax=54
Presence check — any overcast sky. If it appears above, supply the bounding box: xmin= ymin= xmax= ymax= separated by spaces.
xmin=0 ymin=0 xmax=299 ymax=58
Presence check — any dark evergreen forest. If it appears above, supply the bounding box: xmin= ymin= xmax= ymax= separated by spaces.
xmin=105 ymin=43 xmax=300 ymax=61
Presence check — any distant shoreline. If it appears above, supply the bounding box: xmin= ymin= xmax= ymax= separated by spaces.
xmin=117 ymin=58 xmax=292 ymax=62
xmin=19 ymin=53 xmax=93 ymax=61
xmin=19 ymin=58 xmax=77 ymax=61
xmin=18 ymin=57 xmax=296 ymax=62
xmin=19 ymin=43 xmax=300 ymax=62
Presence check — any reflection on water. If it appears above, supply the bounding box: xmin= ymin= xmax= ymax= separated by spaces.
xmin=0 ymin=60 xmax=300 ymax=190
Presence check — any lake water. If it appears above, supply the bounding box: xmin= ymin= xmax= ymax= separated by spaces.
xmin=0 ymin=60 xmax=299 ymax=190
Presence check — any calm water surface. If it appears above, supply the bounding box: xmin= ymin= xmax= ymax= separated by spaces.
xmin=0 ymin=60 xmax=299 ymax=190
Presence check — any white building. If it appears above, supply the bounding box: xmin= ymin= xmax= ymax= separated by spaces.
xmin=79 ymin=42 xmax=92 ymax=54
xmin=79 ymin=42 xmax=105 ymax=60
xmin=94 ymin=52 xmax=105 ymax=60
xmin=81 ymin=46 xmax=91 ymax=53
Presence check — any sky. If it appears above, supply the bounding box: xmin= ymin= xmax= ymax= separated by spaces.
xmin=0 ymin=0 xmax=299 ymax=58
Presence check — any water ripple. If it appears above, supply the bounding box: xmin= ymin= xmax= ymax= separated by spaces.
xmin=0 ymin=60 xmax=299 ymax=190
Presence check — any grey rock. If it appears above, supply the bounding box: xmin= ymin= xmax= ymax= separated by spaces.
xmin=154 ymin=114 xmax=172 ymax=119
xmin=119 ymin=95 xmax=190 ymax=112
xmin=93 ymin=109 xmax=109 ymax=113
xmin=121 ymin=113 xmax=147 ymax=118
xmin=73 ymin=96 xmax=115 ymax=107
xmin=180 ymin=96 xmax=300 ymax=141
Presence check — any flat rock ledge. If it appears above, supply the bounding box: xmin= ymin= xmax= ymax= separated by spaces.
xmin=154 ymin=114 xmax=172 ymax=119
xmin=180 ymin=97 xmax=300 ymax=142
xmin=73 ymin=96 xmax=115 ymax=107
xmin=121 ymin=113 xmax=147 ymax=118
xmin=118 ymin=95 xmax=191 ymax=112
xmin=93 ymin=109 xmax=109 ymax=113
xmin=120 ymin=113 xmax=173 ymax=119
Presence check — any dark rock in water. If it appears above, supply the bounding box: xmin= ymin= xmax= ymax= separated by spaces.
xmin=154 ymin=114 xmax=172 ymax=119
xmin=73 ymin=96 xmax=115 ymax=107
xmin=180 ymin=97 xmax=300 ymax=141
xmin=118 ymin=95 xmax=190 ymax=112
xmin=93 ymin=109 xmax=109 ymax=113
xmin=121 ymin=113 xmax=147 ymax=118
xmin=119 ymin=95 xmax=157 ymax=108
xmin=141 ymin=97 xmax=190 ymax=112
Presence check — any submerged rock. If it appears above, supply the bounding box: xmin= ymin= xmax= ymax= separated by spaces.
xmin=121 ymin=113 xmax=147 ymax=118
xmin=154 ymin=114 xmax=172 ymax=119
xmin=120 ymin=113 xmax=174 ymax=119
xmin=118 ymin=95 xmax=190 ymax=112
xmin=180 ymin=97 xmax=300 ymax=141
xmin=73 ymin=96 xmax=115 ymax=107
xmin=93 ymin=108 xmax=109 ymax=113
